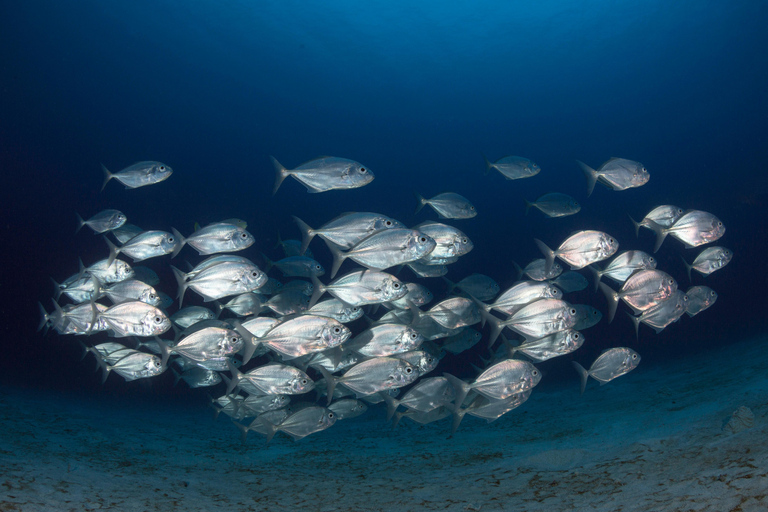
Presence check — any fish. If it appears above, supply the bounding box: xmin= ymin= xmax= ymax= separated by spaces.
xmin=549 ymin=271 xmax=589 ymax=293
xmin=629 ymin=205 xmax=685 ymax=237
xmin=218 ymin=293 xmax=263 ymax=317
xmin=271 ymin=156 xmax=374 ymax=194
xmin=406 ymin=260 xmax=448 ymax=278
xmin=260 ymin=406 xmax=336 ymax=442
xmin=483 ymin=155 xmax=540 ymax=180
xmin=226 ymin=360 xmax=315 ymax=396
xmin=388 ymin=282 xmax=433 ymax=310
xmin=105 ymin=231 xmax=179 ymax=266
xmin=685 ymin=286 xmax=718 ymax=317
xmin=380 ymin=376 xmax=455 ymax=420
xmin=96 ymin=350 xmax=165 ymax=383
xmin=523 ymin=259 xmax=563 ymax=281
xmin=263 ymin=290 xmax=310 ymax=316
xmin=101 ymin=161 xmax=173 ymax=191
xmin=482 ymin=281 xmax=563 ymax=316
xmin=172 ymin=366 xmax=222 ymax=389
xmin=647 ymin=210 xmax=726 ymax=253
xmin=111 ymin=223 xmax=144 ymax=244
xmin=443 ymin=274 xmax=499 ymax=301
xmin=577 ymin=158 xmax=649 ymax=196
xmin=83 ymin=258 xmax=134 ymax=284
xmin=170 ymin=306 xmax=216 ymax=329
xmin=157 ymin=327 xmax=243 ymax=366
xmin=328 ymin=399 xmax=368 ymax=420
xmin=318 ymin=357 xmax=419 ymax=403
xmin=589 ymin=250 xmax=657 ymax=290
xmin=172 ymin=223 xmax=255 ymax=256
xmin=172 ymin=260 xmax=267 ymax=307
xmin=256 ymin=315 xmax=351 ymax=359
xmin=263 ymin=255 xmax=325 ymax=278
xmin=96 ymin=301 xmax=172 ymax=337
xmin=76 ymin=209 xmax=127 ymax=234
xmin=345 ymin=324 xmax=424 ymax=357
xmin=391 ymin=350 xmax=439 ymax=376
xmin=439 ymin=329 xmax=483 ymax=355
xmin=414 ymin=221 xmax=474 ymax=263
xmin=681 ymin=247 xmax=732 ymax=280
xmin=524 ymin=193 xmax=580 ymax=218
xmin=506 ymin=329 xmax=584 ymax=362
xmin=451 ymin=390 xmax=532 ymax=434
xmin=308 ymin=299 xmax=364 ymax=323
xmin=572 ymin=347 xmax=640 ymax=394
xmin=415 ymin=192 xmax=477 ymax=219
xmin=627 ymin=290 xmax=688 ymax=337
xmin=293 ymin=213 xmax=404 ymax=255
xmin=599 ymin=269 xmax=678 ymax=322
xmin=535 ymin=230 xmax=619 ymax=272
xmin=494 ymin=299 xmax=578 ymax=343
xmin=102 ymin=279 xmax=161 ymax=307
xmin=571 ymin=304 xmax=603 ymax=330
xmin=443 ymin=359 xmax=541 ymax=409
xmin=325 ymin=228 xmax=436 ymax=278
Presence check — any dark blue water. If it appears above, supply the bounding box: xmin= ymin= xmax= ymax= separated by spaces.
xmin=2 ymin=0 xmax=767 ymax=402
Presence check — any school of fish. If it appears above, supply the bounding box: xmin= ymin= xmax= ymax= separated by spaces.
xmin=38 ymin=155 xmax=731 ymax=442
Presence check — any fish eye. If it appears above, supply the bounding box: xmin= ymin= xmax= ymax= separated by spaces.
xmin=328 ymin=412 xmax=334 ymax=418
xmin=632 ymin=354 xmax=638 ymax=359
xmin=241 ymin=233 xmax=248 ymax=238
xmin=461 ymin=237 xmax=468 ymax=244
xmin=385 ymin=220 xmax=392 ymax=226
xmin=649 ymin=257 xmax=655 ymax=263
xmin=154 ymin=316 xmax=162 ymax=323
xmin=570 ymin=308 xmax=577 ymax=315
xmin=419 ymin=237 xmax=427 ymax=243
xmin=410 ymin=333 xmax=418 ymax=340
xmin=717 ymin=222 xmax=723 ymax=226
xmin=532 ymin=370 xmax=539 ymax=376
xmin=168 ymin=237 xmax=175 ymax=243
xmin=333 ymin=327 xmax=341 ymax=334
xmin=573 ymin=333 xmax=580 ymax=339
xmin=352 ymin=307 xmax=360 ymax=312
xmin=405 ymin=367 xmax=413 ymax=374
xmin=231 ymin=337 xmax=238 ymax=343
xmin=251 ymin=271 xmax=259 ymax=277
xmin=678 ymin=209 xmax=683 ymax=213
xmin=315 ymin=265 xmax=322 ymax=270
xmin=668 ymin=279 xmax=674 ymax=285
xmin=301 ymin=379 xmax=308 ymax=385
xmin=393 ymin=282 xmax=401 ymax=289
xmin=470 ymin=206 xmax=475 ymax=210
xmin=359 ymin=168 xmax=367 ymax=173
xmin=159 ymin=166 xmax=165 ymax=170
xmin=609 ymin=238 xmax=615 ymax=244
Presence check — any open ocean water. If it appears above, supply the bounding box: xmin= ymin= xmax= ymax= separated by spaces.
xmin=2 ymin=1 xmax=767 ymax=510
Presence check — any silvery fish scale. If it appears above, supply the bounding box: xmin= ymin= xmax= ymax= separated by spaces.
xmin=345 ymin=228 xmax=436 ymax=270
xmin=501 ymin=299 xmax=577 ymax=339
xmin=186 ymin=261 xmax=267 ymax=301
xmin=490 ymin=281 xmax=562 ymax=316
xmin=118 ymin=230 xmax=178 ymax=261
xmin=667 ymin=210 xmax=725 ymax=248
xmin=619 ymin=269 xmax=677 ymax=312
xmin=340 ymin=357 xmax=418 ymax=396
xmin=186 ymin=224 xmax=254 ymax=255
xmin=174 ymin=327 xmax=243 ymax=362
xmin=325 ymin=270 xmax=408 ymax=305
xmin=99 ymin=301 xmax=171 ymax=337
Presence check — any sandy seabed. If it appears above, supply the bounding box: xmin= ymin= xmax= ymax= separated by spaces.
xmin=2 ymin=334 xmax=766 ymax=512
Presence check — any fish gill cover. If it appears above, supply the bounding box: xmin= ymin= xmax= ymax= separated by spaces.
xmin=2 ymin=0 xmax=767 ymax=444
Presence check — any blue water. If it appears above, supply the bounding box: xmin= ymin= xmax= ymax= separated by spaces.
xmin=2 ymin=0 xmax=767 ymax=423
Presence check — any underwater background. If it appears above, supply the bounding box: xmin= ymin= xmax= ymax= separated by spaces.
xmin=2 ymin=1 xmax=768 ymax=510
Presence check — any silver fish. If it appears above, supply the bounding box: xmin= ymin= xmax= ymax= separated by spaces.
xmin=629 ymin=205 xmax=685 ymax=236
xmin=172 ymin=223 xmax=255 ymax=256
xmin=257 ymin=315 xmax=351 ymax=359
xmin=628 ymin=290 xmax=688 ymax=337
xmin=599 ymin=269 xmax=677 ymax=322
xmin=507 ymin=329 xmax=584 ymax=362
xmin=319 ymin=357 xmax=419 ymax=403
xmin=415 ymin=192 xmax=477 ymax=219
xmin=171 ymin=306 xmax=216 ymax=329
xmin=648 ymin=210 xmax=726 ymax=252
xmin=261 ymin=406 xmax=336 ymax=442
xmin=682 ymin=247 xmax=732 ymax=280
xmin=524 ymin=193 xmax=580 ymax=218
xmin=381 ymin=376 xmax=455 ymax=420
xmin=219 ymin=293 xmax=263 ymax=317
xmin=76 ymin=209 xmax=127 ymax=234
xmin=452 ymin=390 xmax=531 ymax=434
xmin=326 ymin=228 xmax=436 ymax=278
xmin=483 ymin=155 xmax=540 ymax=180
xmin=96 ymin=301 xmax=171 ymax=337
xmin=131 ymin=266 xmax=160 ymax=286
xmin=406 ymin=260 xmax=448 ymax=278
xmin=103 ymin=279 xmax=161 ymax=306
xmin=84 ymin=258 xmax=134 ymax=284
xmin=590 ymin=250 xmax=656 ymax=290
xmin=392 ymin=350 xmax=439 ymax=376
xmin=422 ymin=297 xmax=482 ymax=329
xmin=271 ymin=156 xmax=374 ymax=194
xmin=577 ymin=158 xmax=649 ymax=196
xmin=523 ymin=259 xmax=563 ymax=281
xmin=293 ymin=212 xmax=404 ymax=255
xmin=264 ymin=290 xmax=310 ymax=316
xmin=685 ymin=286 xmax=717 ymax=317
xmin=414 ymin=221 xmax=473 ymax=261
xmin=444 ymin=359 xmax=541 ymax=408
xmin=483 ymin=281 xmax=563 ymax=316
xmin=535 ymin=230 xmax=619 ymax=272
xmin=111 ymin=223 xmax=144 ymax=244
xmin=440 ymin=328 xmax=482 ymax=355
xmin=99 ymin=351 xmax=165 ymax=382
xmin=161 ymin=327 xmax=243 ymax=365
xmin=573 ymin=347 xmax=640 ymax=394
xmin=306 ymin=299 xmax=362 ymax=323
xmin=172 ymin=260 xmax=267 ymax=307
xmin=572 ymin=304 xmax=603 ymax=330
xmin=106 ymin=230 xmax=179 ymax=266
xmin=227 ymin=361 xmax=315 ymax=396
xmin=328 ymin=399 xmax=368 ymax=420
xmin=101 ymin=161 xmax=173 ymax=191
xmin=173 ymin=367 xmax=222 ymax=388
xmin=346 ymin=324 xmax=424 ymax=357
xmin=496 ymin=299 xmax=578 ymax=342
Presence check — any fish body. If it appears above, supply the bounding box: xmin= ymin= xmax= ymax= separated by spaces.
xmin=484 ymin=155 xmax=540 ymax=180
xmin=220 ymin=293 xmax=263 ymax=316
xmin=388 ymin=283 xmax=433 ymax=310
xmin=415 ymin=192 xmax=477 ymax=219
xmin=262 ymin=406 xmax=336 ymax=442
xmin=107 ymin=230 xmax=179 ymax=266
xmin=346 ymin=324 xmax=424 ymax=357
xmin=682 ymin=247 xmax=732 ymax=280
xmin=228 ymin=361 xmax=315 ymax=396
xmin=171 ymin=306 xmax=216 ymax=329
xmin=571 ymin=304 xmax=602 ymax=330
xmin=414 ymin=221 xmax=473 ymax=262
xmin=85 ymin=258 xmax=134 ymax=284
xmin=648 ymin=210 xmax=726 ymax=252
xmin=328 ymin=399 xmax=368 ymax=420
xmin=173 ymin=223 xmax=255 ymax=256
xmin=628 ymin=290 xmax=688 ymax=336
xmin=444 ymin=274 xmax=499 ymax=301
xmin=265 ymin=255 xmax=325 ymax=278
xmin=103 ymin=351 xmax=165 ymax=382
xmin=508 ymin=329 xmax=584 ymax=362
xmin=311 ymin=270 xmax=407 ymax=307
xmin=685 ymin=286 xmax=718 ymax=317
xmin=169 ymin=327 xmax=243 ymax=363
xmin=499 ymin=299 xmax=578 ymax=340
xmin=258 ymin=315 xmax=351 ymax=359
xmin=103 ymin=279 xmax=161 ymax=306
xmin=591 ymin=250 xmax=656 ymax=289
xmin=599 ymin=269 xmax=677 ymax=322
xmin=101 ymin=161 xmax=172 ymax=191
xmin=525 ymin=193 xmax=580 ymax=217
xmin=172 ymin=260 xmax=267 ymax=307
xmin=76 ymin=209 xmax=127 ymax=234
xmin=112 ymin=223 xmax=144 ymax=244
xmin=271 ymin=156 xmax=374 ymax=194
xmin=444 ymin=359 xmax=541 ymax=407
xmin=578 ymin=158 xmax=649 ymax=196
xmin=535 ymin=231 xmax=619 ymax=272
xmin=486 ymin=281 xmax=563 ymax=316
xmin=308 ymin=299 xmax=363 ymax=323
xmin=440 ymin=328 xmax=482 ymax=354
xmin=293 ymin=212 xmax=404 ymax=255
xmin=97 ymin=301 xmax=171 ymax=337
xmin=406 ymin=261 xmax=448 ymax=278
xmin=573 ymin=347 xmax=640 ymax=393
xmin=321 ymin=357 xmax=419 ymax=402
xmin=381 ymin=376 xmax=455 ymax=420
xmin=523 ymin=259 xmax=563 ymax=281
xmin=549 ymin=271 xmax=588 ymax=293
xmin=630 ymin=205 xmax=684 ymax=236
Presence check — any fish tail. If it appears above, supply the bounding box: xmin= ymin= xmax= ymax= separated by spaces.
xmin=381 ymin=392 xmax=401 ymax=422
xmin=576 ymin=160 xmax=598 ymax=197
xmin=75 ymin=212 xmax=85 ymax=234
xmin=292 ymin=216 xmax=316 ymax=256
xmin=233 ymin=321 xmax=260 ymax=365
xmin=442 ymin=372 xmax=472 ymax=412
xmin=260 ymin=252 xmax=274 ymax=274
xmin=37 ymin=302 xmax=49 ymax=333
xmin=317 ymin=365 xmax=339 ymax=406
xmin=511 ymin=260 xmax=523 ymax=282
xmin=392 ymin=410 xmax=404 ymax=429
xmin=231 ymin=419 xmax=250 ymax=445
xmin=598 ymin=282 xmax=620 ymax=323
xmin=270 ymin=156 xmax=290 ymax=195
xmin=486 ymin=314 xmax=504 ymax=349
xmin=645 ymin=219 xmax=668 ymax=253
xmin=325 ymin=238 xmax=347 ymax=279
xmin=680 ymin=255 xmax=693 ymax=282
xmin=626 ymin=311 xmax=641 ymax=340
xmin=154 ymin=337 xmax=172 ymax=368
xmin=482 ymin=153 xmax=493 ymax=176
xmin=170 ymin=227 xmax=186 ymax=258
xmin=260 ymin=416 xmax=280 ymax=444
xmin=100 ymin=163 xmax=113 ymax=192
xmin=441 ymin=276 xmax=456 ymax=294
xmin=104 ymin=236 xmax=119 ymax=268
xmin=75 ymin=340 xmax=89 ymax=361
xmin=414 ymin=192 xmax=426 ymax=214
xmin=533 ymin=238 xmax=556 ymax=274
xmin=450 ymin=402 xmax=469 ymax=436
xmin=170 ymin=265 xmax=189 ymax=308
xmin=627 ymin=214 xmax=641 ymax=238
xmin=50 ymin=277 xmax=64 ymax=301
xmin=588 ymin=264 xmax=603 ymax=292
xmin=308 ymin=275 xmax=327 ymax=309
xmin=572 ymin=361 xmax=589 ymax=395
xmin=524 ymin=199 xmax=533 ymax=216
xmin=225 ymin=359 xmax=242 ymax=396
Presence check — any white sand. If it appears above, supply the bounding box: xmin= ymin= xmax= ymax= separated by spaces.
xmin=1 ymin=334 xmax=766 ymax=511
